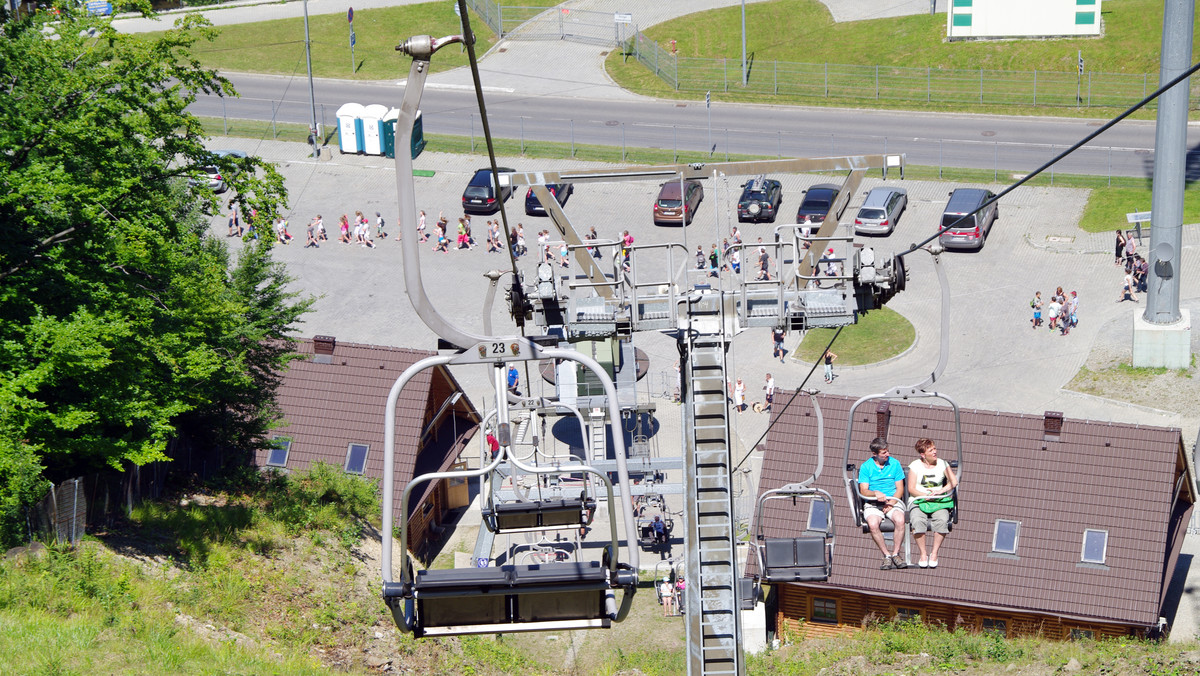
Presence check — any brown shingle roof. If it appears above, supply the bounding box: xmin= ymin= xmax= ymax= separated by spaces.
xmin=257 ymin=338 xmax=477 ymax=515
xmin=755 ymin=393 xmax=1191 ymax=627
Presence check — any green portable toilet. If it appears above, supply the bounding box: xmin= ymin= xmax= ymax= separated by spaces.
xmin=381 ymin=108 xmax=398 ymax=159
xmin=382 ymin=109 xmax=425 ymax=159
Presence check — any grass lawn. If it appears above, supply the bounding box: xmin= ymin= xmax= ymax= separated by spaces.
xmin=793 ymin=306 xmax=914 ymax=366
xmin=605 ymin=0 xmax=1199 ymax=116
xmin=159 ymin=0 xmax=558 ymax=80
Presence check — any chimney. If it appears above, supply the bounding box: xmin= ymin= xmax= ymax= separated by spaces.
xmin=875 ymin=401 xmax=890 ymax=440
xmin=313 ymin=335 xmax=336 ymax=364
xmin=1043 ymin=411 xmax=1063 ymax=442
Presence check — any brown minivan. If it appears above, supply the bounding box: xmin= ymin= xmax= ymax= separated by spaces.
xmin=653 ymin=180 xmax=704 ymax=226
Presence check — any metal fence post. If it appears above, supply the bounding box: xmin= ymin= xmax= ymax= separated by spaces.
xmin=875 ymin=64 xmax=879 ymax=99
xmin=927 ymin=67 xmax=930 ymax=103
xmin=71 ymin=479 xmax=80 ymax=545
xmin=271 ymin=100 xmax=277 ymax=138
xmin=622 ymin=123 xmax=626 ymax=163
xmin=1033 ymin=70 xmax=1037 ymax=106
xmin=1088 ymin=71 xmax=1092 ymax=107
xmin=570 ymin=119 xmax=574 ymax=157
xmin=724 ymin=58 xmax=728 ymax=92
xmin=725 ymin=128 xmax=729 ymax=161
xmin=939 ymin=138 xmax=943 ymax=180
xmin=498 ymin=4 xmax=503 ymax=37
xmin=774 ymin=60 xmax=778 ymax=95
xmin=979 ymin=69 xmax=984 ymax=104
xmin=994 ymin=142 xmax=998 ymax=182
xmin=673 ymin=125 xmax=677 ymax=163
xmin=824 ymin=62 xmax=828 ymax=98
xmin=520 ymin=117 xmax=525 ymax=154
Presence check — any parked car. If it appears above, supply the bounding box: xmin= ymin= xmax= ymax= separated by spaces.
xmin=938 ymin=188 xmax=999 ymax=251
xmin=524 ymin=183 xmax=574 ymax=216
xmin=191 ymin=149 xmax=248 ymax=194
xmin=796 ymin=183 xmax=843 ymax=224
xmin=853 ymin=186 xmax=908 ymax=235
xmin=736 ymin=175 xmax=783 ymax=223
xmin=462 ymin=167 xmax=516 ymax=214
xmin=653 ymin=179 xmax=704 ymax=226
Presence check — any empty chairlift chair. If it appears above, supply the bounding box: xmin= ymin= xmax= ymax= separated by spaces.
xmin=752 ymin=485 xmax=836 ymax=584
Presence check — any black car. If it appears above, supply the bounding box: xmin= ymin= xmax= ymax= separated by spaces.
xmin=736 ymin=176 xmax=783 ymax=223
xmin=462 ymin=167 xmax=516 ymax=214
xmin=796 ymin=183 xmax=843 ymax=224
xmin=524 ymin=183 xmax=574 ymax=216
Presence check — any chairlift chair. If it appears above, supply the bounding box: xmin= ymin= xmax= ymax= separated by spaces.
xmin=840 ymin=250 xmax=963 ymax=536
xmin=751 ymin=485 xmax=836 ymax=584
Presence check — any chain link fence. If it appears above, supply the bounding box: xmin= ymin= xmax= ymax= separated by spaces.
xmin=626 ymin=32 xmax=1200 ymax=111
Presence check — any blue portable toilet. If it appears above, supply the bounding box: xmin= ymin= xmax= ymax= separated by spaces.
xmin=361 ymin=104 xmax=387 ymax=156
xmin=336 ymin=103 xmax=366 ymax=154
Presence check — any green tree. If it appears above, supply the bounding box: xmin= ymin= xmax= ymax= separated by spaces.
xmin=0 ymin=6 xmax=307 ymax=544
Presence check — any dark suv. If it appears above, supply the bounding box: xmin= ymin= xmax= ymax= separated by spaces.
xmin=736 ymin=176 xmax=783 ymax=223
xmin=462 ymin=167 xmax=515 ymax=214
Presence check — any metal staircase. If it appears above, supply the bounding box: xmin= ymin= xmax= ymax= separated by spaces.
xmin=681 ymin=292 xmax=743 ymax=676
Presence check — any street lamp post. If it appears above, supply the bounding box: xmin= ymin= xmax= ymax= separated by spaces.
xmin=741 ymin=0 xmax=747 ymax=86
xmin=303 ymin=0 xmax=320 ymax=158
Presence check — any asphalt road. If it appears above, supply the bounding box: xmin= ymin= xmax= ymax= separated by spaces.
xmin=193 ymin=72 xmax=1199 ymax=179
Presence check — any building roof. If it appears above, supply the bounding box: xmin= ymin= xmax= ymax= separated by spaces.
xmin=754 ymin=392 xmax=1193 ymax=627
xmin=257 ymin=337 xmax=478 ymax=514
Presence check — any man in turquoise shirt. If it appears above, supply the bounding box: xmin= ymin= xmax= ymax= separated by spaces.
xmin=857 ymin=437 xmax=907 ymax=569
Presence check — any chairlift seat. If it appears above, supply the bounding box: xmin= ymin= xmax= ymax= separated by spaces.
xmin=411 ymin=561 xmax=611 ymax=637
xmin=761 ymin=536 xmax=831 ymax=582
xmin=484 ymin=497 xmax=597 ymax=531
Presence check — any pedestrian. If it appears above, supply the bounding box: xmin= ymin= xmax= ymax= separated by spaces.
xmin=1030 ymin=291 xmax=1043 ymax=329
xmin=1114 ymin=229 xmax=1126 ymax=266
xmin=708 ymin=244 xmax=719 ymax=278
xmin=362 ymin=221 xmax=376 ymax=248
xmin=1063 ymin=291 xmax=1079 ymax=335
xmin=507 ymin=365 xmax=521 ymax=396
xmin=538 ymin=229 xmax=549 ymax=261
xmin=730 ymin=246 xmax=741 ymax=275
xmin=763 ymin=373 xmax=775 ymax=413
xmin=586 ymin=226 xmax=600 ymax=259
xmin=1047 ymin=295 xmax=1062 ymax=331
xmin=772 ymin=326 xmax=786 ymax=363
xmin=730 ymin=225 xmax=741 ymax=246
xmin=695 ymin=245 xmax=706 ymax=271
xmin=823 ymin=349 xmax=837 ymax=384
xmin=1135 ymin=255 xmax=1149 ymax=292
xmin=304 ymin=219 xmax=319 ymax=248
xmin=456 ymin=218 xmax=469 ymax=249
xmin=1120 ymin=269 xmax=1138 ymax=302
xmin=276 ymin=217 xmax=293 ymax=244
xmin=339 ymin=214 xmax=351 ymax=243
xmin=375 ymin=212 xmax=387 ymax=240
xmin=465 ymin=217 xmax=476 ymax=249
xmin=729 ymin=378 xmax=747 ymax=413
xmin=559 ymin=242 xmax=570 ymax=268
xmin=1124 ymin=230 xmax=1137 ymax=270
xmin=227 ymin=201 xmax=241 ymax=237
xmin=414 ymin=209 xmax=426 ymax=242
xmin=314 ymin=214 xmax=326 ymax=241
xmin=434 ymin=221 xmax=448 ymax=253
xmin=756 ymin=247 xmax=771 ymax=281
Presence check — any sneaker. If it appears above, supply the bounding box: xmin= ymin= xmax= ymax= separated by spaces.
xmin=880 ymin=557 xmax=897 ymax=570
xmin=918 ymin=557 xmax=929 ymax=568
xmin=891 ymin=556 xmax=907 ymax=569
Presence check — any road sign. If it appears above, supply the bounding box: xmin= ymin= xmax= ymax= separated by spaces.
xmin=350 ymin=31 xmax=356 ymax=47
xmin=614 ymin=12 xmax=632 ymax=24
xmin=1126 ymin=211 xmax=1152 ymax=223
xmin=347 ymin=7 xmax=353 ymax=22
xmin=1078 ymin=51 xmax=1083 ymax=75
xmin=705 ymin=91 xmax=711 ymax=108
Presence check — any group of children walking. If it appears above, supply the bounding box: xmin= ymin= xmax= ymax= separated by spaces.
xmin=1030 ymin=287 xmax=1079 ymax=335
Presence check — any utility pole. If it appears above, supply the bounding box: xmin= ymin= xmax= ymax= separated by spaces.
xmin=303 ymin=0 xmax=320 ymax=158
xmin=1134 ymin=0 xmax=1194 ymax=367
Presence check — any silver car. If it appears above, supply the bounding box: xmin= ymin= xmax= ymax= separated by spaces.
xmin=853 ymin=186 xmax=908 ymax=235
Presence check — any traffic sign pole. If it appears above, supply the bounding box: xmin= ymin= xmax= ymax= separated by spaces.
xmin=348 ymin=8 xmax=356 ymax=74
